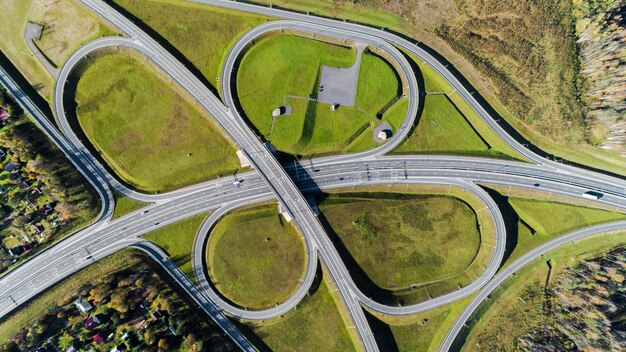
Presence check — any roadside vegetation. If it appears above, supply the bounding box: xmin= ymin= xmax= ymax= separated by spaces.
xmin=316 ymin=186 xmax=495 ymax=306
xmin=245 ymin=0 xmax=626 ymax=175
xmin=243 ymin=271 xmax=357 ymax=352
xmin=207 ymin=204 xmax=306 ymax=310
xmin=112 ymin=0 xmax=269 ymax=95
xmin=74 ymin=50 xmax=240 ymax=193
xmin=111 ymin=193 xmax=147 ymax=220
xmin=237 ymin=33 xmax=407 ymax=157
xmin=0 ymin=249 xmax=235 ymax=351
xmin=144 ymin=213 xmax=210 ymax=283
xmin=461 ymin=232 xmax=626 ymax=351
xmin=0 ymin=0 xmax=116 ymax=100
xmin=0 ymin=88 xmax=99 ymax=275
xmin=483 ymin=185 xmax=626 ymax=268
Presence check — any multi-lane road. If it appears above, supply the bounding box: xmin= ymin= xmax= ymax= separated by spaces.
xmin=1 ymin=0 xmax=626 ymax=351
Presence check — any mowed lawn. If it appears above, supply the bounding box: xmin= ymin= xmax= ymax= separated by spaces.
xmin=319 ymin=192 xmax=480 ymax=289
xmin=113 ymin=0 xmax=268 ymax=93
xmin=144 ymin=213 xmax=210 ymax=282
xmin=237 ymin=34 xmax=407 ymax=157
xmin=75 ymin=53 xmax=240 ymax=193
xmin=207 ymin=205 xmax=306 ymax=309
xmin=249 ymin=275 xmax=356 ymax=352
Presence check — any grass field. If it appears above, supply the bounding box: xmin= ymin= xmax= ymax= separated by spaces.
xmin=144 ymin=213 xmax=209 ymax=282
xmin=0 ymin=249 xmax=144 ymax=342
xmin=237 ymin=33 xmax=407 ymax=157
xmin=0 ymin=0 xmax=115 ymax=100
xmin=111 ymin=193 xmax=147 ymax=219
xmin=75 ymin=51 xmax=240 ymax=193
xmin=112 ymin=0 xmax=269 ymax=95
xmin=246 ymin=272 xmax=357 ymax=352
xmin=207 ymin=204 xmax=306 ymax=309
xmin=462 ymin=232 xmax=626 ymax=351
xmin=318 ymin=191 xmax=480 ymax=289
xmin=504 ymin=196 xmax=626 ymax=266
xmin=370 ymin=294 xmax=475 ymax=351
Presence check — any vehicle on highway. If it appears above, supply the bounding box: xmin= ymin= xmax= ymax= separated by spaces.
xmin=583 ymin=191 xmax=603 ymax=200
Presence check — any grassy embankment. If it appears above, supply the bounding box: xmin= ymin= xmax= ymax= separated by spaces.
xmin=74 ymin=51 xmax=240 ymax=193
xmin=237 ymin=33 xmax=407 ymax=157
xmin=207 ymin=204 xmax=306 ymax=309
xmin=243 ymin=269 xmax=358 ymax=352
xmin=483 ymin=185 xmax=626 ymax=268
xmin=143 ymin=212 xmax=210 ymax=282
xmin=315 ymin=185 xmax=496 ymax=306
xmin=394 ymin=54 xmax=523 ymax=160
xmin=111 ymin=193 xmax=147 ymax=219
xmin=112 ymin=0 xmax=269 ymax=96
xmin=0 ymin=0 xmax=116 ymax=100
xmin=243 ymin=0 xmax=626 ymax=175
xmin=354 ymin=186 xmax=625 ymax=350
xmin=461 ymin=232 xmax=626 ymax=351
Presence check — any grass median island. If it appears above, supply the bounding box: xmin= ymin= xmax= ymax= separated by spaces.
xmin=207 ymin=204 xmax=306 ymax=310
xmin=245 ymin=272 xmax=357 ymax=352
xmin=144 ymin=212 xmax=210 ymax=282
xmin=112 ymin=0 xmax=269 ymax=94
xmin=318 ymin=191 xmax=481 ymax=292
xmin=236 ymin=33 xmax=407 ymax=157
xmin=111 ymin=193 xmax=147 ymax=219
xmin=74 ymin=51 xmax=240 ymax=193
xmin=482 ymin=186 xmax=626 ymax=268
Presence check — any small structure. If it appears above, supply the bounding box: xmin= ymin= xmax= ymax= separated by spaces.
xmin=93 ymin=332 xmax=104 ymax=343
xmin=236 ymin=150 xmax=251 ymax=168
xmin=84 ymin=315 xmax=101 ymax=330
xmin=330 ymin=103 xmax=339 ymax=111
xmin=277 ymin=202 xmax=292 ymax=222
xmin=0 ymin=108 xmax=9 ymax=120
xmin=38 ymin=203 xmax=53 ymax=216
xmin=0 ymin=149 xmax=5 ymax=158
xmin=272 ymin=106 xmax=285 ymax=117
xmin=18 ymin=181 xmax=29 ymax=190
xmin=4 ymin=162 xmax=18 ymax=173
xmin=373 ymin=121 xmax=393 ymax=144
xmin=169 ymin=325 xmax=177 ymax=336
xmin=75 ymin=297 xmax=93 ymax=314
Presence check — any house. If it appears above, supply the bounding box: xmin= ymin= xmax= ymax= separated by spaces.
xmin=75 ymin=297 xmax=93 ymax=314
xmin=111 ymin=344 xmax=127 ymax=352
xmin=31 ymin=187 xmax=42 ymax=195
xmin=4 ymin=162 xmax=18 ymax=173
xmin=66 ymin=346 xmax=77 ymax=352
xmin=9 ymin=246 xmax=23 ymax=256
xmin=84 ymin=315 xmax=101 ymax=330
xmin=18 ymin=181 xmax=29 ymax=190
xmin=33 ymin=224 xmax=44 ymax=234
xmin=0 ymin=107 xmax=9 ymax=120
xmin=21 ymin=243 xmax=32 ymax=251
xmin=38 ymin=203 xmax=53 ymax=216
xmin=150 ymin=310 xmax=162 ymax=321
xmin=93 ymin=332 xmax=104 ymax=343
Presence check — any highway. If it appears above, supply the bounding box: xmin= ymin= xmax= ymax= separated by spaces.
xmin=0 ymin=0 xmax=625 ymax=350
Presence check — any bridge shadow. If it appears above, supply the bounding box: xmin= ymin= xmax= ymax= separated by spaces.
xmin=480 ymin=186 xmax=521 ymax=268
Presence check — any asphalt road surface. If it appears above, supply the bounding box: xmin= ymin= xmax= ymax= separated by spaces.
xmin=0 ymin=0 xmax=625 ymax=351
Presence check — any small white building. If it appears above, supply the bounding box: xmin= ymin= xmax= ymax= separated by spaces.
xmin=74 ymin=297 xmax=93 ymax=314
xmin=377 ymin=130 xmax=389 ymax=141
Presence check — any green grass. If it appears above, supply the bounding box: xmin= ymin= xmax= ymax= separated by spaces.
xmin=237 ymin=33 xmax=407 ymax=157
xmin=111 ymin=193 xmax=147 ymax=219
xmin=247 ymin=273 xmax=357 ymax=352
xmin=370 ymin=294 xmax=475 ymax=352
xmin=112 ymin=0 xmax=269 ymax=94
xmin=319 ymin=192 xmax=480 ymax=289
xmin=75 ymin=51 xmax=240 ymax=193
xmin=0 ymin=0 xmax=116 ymax=100
xmin=207 ymin=204 xmax=306 ymax=309
xmin=0 ymin=249 xmax=144 ymax=342
xmin=462 ymin=232 xmax=626 ymax=351
xmin=504 ymin=196 xmax=626 ymax=266
xmin=143 ymin=213 xmax=209 ymax=282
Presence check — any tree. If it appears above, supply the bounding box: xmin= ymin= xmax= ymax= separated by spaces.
xmin=157 ymin=338 xmax=169 ymax=351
